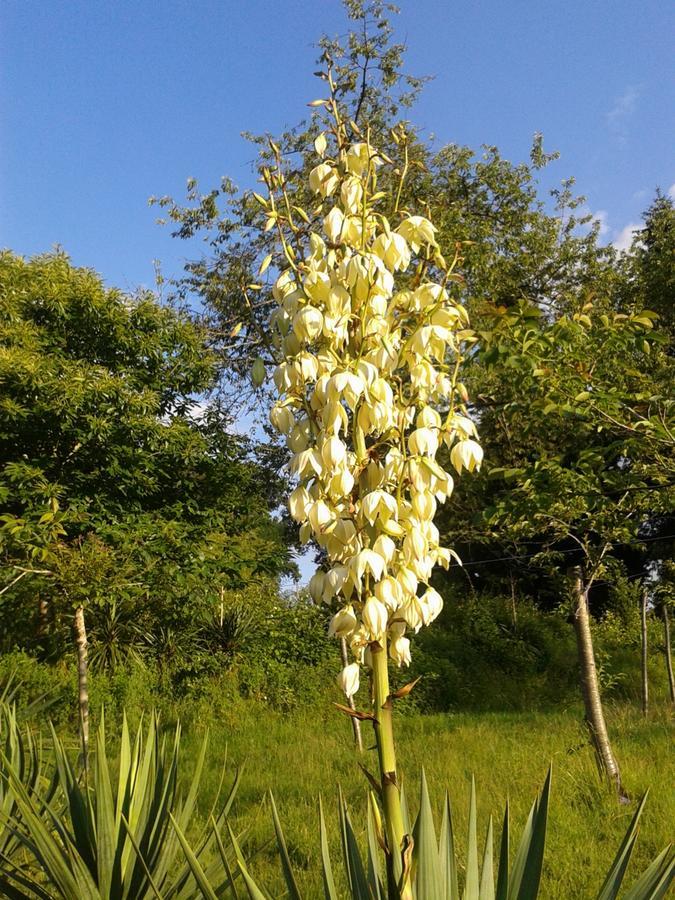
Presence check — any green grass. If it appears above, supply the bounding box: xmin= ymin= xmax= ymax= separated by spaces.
xmin=174 ymin=699 xmax=673 ymax=898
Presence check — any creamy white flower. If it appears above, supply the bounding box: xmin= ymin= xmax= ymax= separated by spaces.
xmin=408 ymin=427 xmax=439 ymax=457
xmin=397 ymin=216 xmax=437 ymax=253
xmin=341 ymin=176 xmax=364 ymax=215
xmin=321 ymin=435 xmax=348 ymax=469
xmin=338 ymin=662 xmax=360 ymax=698
xmin=344 ymin=142 xmax=379 ymax=175
xmin=308 ymin=499 xmax=334 ymax=535
xmin=269 ymin=404 xmax=295 ymax=434
xmin=362 ymin=597 xmax=389 ymax=639
xmin=328 ymin=604 xmax=358 ymax=638
xmin=374 ymin=575 xmax=403 ymax=610
xmin=450 ymin=439 xmax=484 ymax=473
xmin=389 ymin=635 xmax=411 ymax=667
xmin=418 ymin=587 xmax=443 ymax=625
xmin=372 ymin=232 xmax=411 ymax=272
xmin=308 ymin=570 xmax=326 ymax=603
xmin=289 ymin=485 xmax=312 ymax=522
xmin=350 ymin=548 xmax=386 ymax=585
xmin=324 ymin=207 xmax=345 ymax=244
xmin=309 ymin=162 xmax=338 ymax=197
xmin=373 ymin=534 xmax=396 ymax=565
xmin=361 ymin=489 xmax=398 ymax=526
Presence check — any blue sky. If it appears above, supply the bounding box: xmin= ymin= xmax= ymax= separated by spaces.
xmin=2 ymin=0 xmax=673 ymax=293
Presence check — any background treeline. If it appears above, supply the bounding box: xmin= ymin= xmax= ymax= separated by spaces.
xmin=1 ymin=2 xmax=673 ymax=730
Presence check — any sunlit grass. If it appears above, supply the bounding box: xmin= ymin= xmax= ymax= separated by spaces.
xmin=177 ymin=700 xmax=673 ymax=898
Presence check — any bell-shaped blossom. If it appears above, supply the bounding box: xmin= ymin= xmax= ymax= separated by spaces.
xmin=269 ymin=404 xmax=295 ymax=435
xmin=328 ymin=604 xmax=358 ymax=638
xmin=361 ymin=489 xmax=398 ymax=526
xmin=324 ymin=207 xmax=345 ymax=244
xmin=450 ymin=439 xmax=484 ymax=473
xmin=308 ymin=570 xmax=326 ymax=603
xmin=390 ymin=635 xmax=411 ymax=667
xmin=350 ymin=549 xmax=386 ymax=586
xmin=309 ymin=162 xmax=339 ymax=197
xmin=338 ymin=662 xmax=360 ymax=698
xmin=374 ymin=575 xmax=403 ymax=610
xmin=289 ymin=485 xmax=312 ymax=523
xmin=408 ymin=427 xmax=439 ymax=457
xmin=341 ymin=176 xmax=364 ymax=215
xmin=293 ymin=306 xmax=324 ymax=343
xmin=396 ymin=215 xmax=438 ymax=254
xmin=372 ymin=232 xmax=411 ymax=272
xmin=362 ymin=597 xmax=389 ymax=639
xmin=344 ymin=142 xmax=379 ymax=175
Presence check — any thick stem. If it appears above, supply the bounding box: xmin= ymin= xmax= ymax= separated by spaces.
xmin=640 ymin=588 xmax=649 ymax=717
xmin=663 ymin=605 xmax=675 ymax=704
xmin=73 ymin=605 xmax=89 ymax=776
xmin=568 ymin=567 xmax=625 ymax=800
xmin=371 ymin=639 xmax=412 ymax=899
xmin=340 ymin=637 xmax=363 ymax=752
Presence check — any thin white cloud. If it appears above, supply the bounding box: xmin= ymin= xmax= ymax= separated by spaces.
xmin=607 ymin=85 xmax=640 ymax=125
xmin=606 ymin=85 xmax=641 ymax=143
xmin=612 ymin=222 xmax=642 ymax=252
xmin=668 ymin=183 xmax=675 ymax=201
xmin=592 ymin=210 xmax=609 ymax=237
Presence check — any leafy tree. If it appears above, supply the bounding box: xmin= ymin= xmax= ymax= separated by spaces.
xmin=0 ymin=251 xmax=291 ymax=740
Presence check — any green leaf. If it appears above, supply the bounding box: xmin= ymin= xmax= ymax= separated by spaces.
xmin=269 ymin=792 xmax=303 ymax=900
xmin=464 ymin=776 xmax=480 ymax=900
xmin=621 ymin=845 xmax=674 ymax=900
xmin=169 ymin=813 xmax=219 ymax=900
xmin=338 ymin=787 xmax=370 ymax=900
xmin=227 ymin=822 xmax=269 ymax=900
xmin=507 ymin=765 xmax=551 ymax=900
xmin=318 ymin=797 xmax=338 ymax=900
xmin=439 ymin=792 xmax=460 ymax=900
xmin=479 ymin=817 xmax=495 ymax=900
xmin=596 ymin=792 xmax=647 ymax=900
xmin=495 ymin=801 xmax=510 ymax=900
xmin=366 ymin=792 xmax=384 ymax=900
xmin=413 ymin=768 xmax=443 ymax=900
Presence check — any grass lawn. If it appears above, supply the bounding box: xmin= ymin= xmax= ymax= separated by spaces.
xmin=176 ymin=699 xmax=673 ymax=898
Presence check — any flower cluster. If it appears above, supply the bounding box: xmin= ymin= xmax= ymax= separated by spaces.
xmin=266 ymin=129 xmax=482 ymax=698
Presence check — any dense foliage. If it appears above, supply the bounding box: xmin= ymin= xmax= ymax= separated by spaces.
xmin=0 ymin=251 xmax=291 ymax=670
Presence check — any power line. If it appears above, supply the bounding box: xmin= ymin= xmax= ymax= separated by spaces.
xmin=446 ymin=532 xmax=675 ymax=570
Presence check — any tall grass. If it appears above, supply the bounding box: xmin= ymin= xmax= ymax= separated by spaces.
xmin=178 ymin=702 xmax=672 ymax=898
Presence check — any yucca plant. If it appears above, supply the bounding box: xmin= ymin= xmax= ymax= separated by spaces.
xmin=229 ymin=768 xmax=673 ymax=899
xmin=0 ymin=703 xmax=57 ymax=866
xmin=0 ymin=711 xmax=245 ymax=898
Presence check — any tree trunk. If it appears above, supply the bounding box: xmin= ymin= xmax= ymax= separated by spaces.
xmin=640 ymin=588 xmax=649 ymax=717
xmin=73 ymin=605 xmax=90 ymax=775
xmin=340 ymin=637 xmax=363 ymax=752
xmin=663 ymin=604 xmax=675 ymax=704
xmin=36 ymin=597 xmax=49 ymax=638
xmin=568 ymin=566 xmax=626 ymax=800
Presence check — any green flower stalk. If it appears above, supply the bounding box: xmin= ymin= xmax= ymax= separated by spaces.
xmin=264 ymin=65 xmax=482 ymax=885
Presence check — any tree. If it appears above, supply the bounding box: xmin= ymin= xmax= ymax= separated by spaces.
xmin=0 ymin=251 xmax=291 ymax=735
